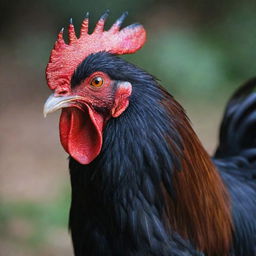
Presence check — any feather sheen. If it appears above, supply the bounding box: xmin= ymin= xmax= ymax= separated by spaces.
xmin=68 ymin=53 xmax=256 ymax=256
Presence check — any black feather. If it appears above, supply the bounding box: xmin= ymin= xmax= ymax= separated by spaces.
xmin=68 ymin=52 xmax=256 ymax=256
xmin=68 ymin=52 xmax=201 ymax=255
xmin=214 ymin=78 xmax=256 ymax=255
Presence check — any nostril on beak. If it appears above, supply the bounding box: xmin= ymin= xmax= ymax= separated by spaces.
xmin=54 ymin=88 xmax=69 ymax=96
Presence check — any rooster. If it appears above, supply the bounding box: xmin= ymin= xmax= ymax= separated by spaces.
xmin=43 ymin=10 xmax=256 ymax=256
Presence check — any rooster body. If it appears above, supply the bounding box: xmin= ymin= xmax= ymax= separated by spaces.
xmin=44 ymin=12 xmax=256 ymax=256
xmin=68 ymin=53 xmax=256 ymax=256
xmin=68 ymin=52 xmax=205 ymax=256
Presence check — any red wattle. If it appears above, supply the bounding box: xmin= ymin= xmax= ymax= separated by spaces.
xmin=59 ymin=106 xmax=103 ymax=164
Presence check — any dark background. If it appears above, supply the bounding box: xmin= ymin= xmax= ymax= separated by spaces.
xmin=1 ymin=0 xmax=256 ymax=255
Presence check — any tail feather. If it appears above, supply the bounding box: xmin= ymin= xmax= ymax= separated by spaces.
xmin=215 ymin=77 xmax=256 ymax=162
xmin=214 ymin=78 xmax=256 ymax=256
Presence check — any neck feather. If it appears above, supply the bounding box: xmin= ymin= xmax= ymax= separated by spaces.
xmin=160 ymin=88 xmax=233 ymax=256
xmin=73 ymin=77 xmax=233 ymax=255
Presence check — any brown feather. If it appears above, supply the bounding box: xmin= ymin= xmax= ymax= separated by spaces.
xmin=160 ymin=87 xmax=233 ymax=256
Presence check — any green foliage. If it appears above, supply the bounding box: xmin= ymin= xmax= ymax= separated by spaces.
xmin=127 ymin=30 xmax=229 ymax=98
xmin=0 ymin=186 xmax=70 ymax=247
xmin=215 ymin=3 xmax=256 ymax=81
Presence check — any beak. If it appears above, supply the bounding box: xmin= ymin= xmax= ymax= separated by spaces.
xmin=43 ymin=94 xmax=82 ymax=117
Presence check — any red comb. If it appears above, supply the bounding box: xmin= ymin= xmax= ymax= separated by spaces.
xmin=46 ymin=11 xmax=146 ymax=90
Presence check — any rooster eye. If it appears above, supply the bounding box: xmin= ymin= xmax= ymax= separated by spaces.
xmin=90 ymin=76 xmax=104 ymax=87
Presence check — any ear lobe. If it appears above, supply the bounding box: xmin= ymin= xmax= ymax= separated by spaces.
xmin=111 ymin=82 xmax=132 ymax=118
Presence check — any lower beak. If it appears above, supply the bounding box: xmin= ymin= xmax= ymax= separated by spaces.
xmin=43 ymin=94 xmax=82 ymax=117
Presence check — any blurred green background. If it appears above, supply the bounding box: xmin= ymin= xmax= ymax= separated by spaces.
xmin=1 ymin=0 xmax=256 ymax=255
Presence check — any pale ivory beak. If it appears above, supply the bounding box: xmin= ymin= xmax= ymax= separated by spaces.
xmin=43 ymin=94 xmax=83 ymax=117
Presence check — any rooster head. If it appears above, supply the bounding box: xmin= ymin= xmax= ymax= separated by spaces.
xmin=44 ymin=10 xmax=146 ymax=164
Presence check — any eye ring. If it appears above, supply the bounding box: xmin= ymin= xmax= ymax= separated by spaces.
xmin=90 ymin=76 xmax=104 ymax=87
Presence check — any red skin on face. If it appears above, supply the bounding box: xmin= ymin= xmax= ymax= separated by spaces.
xmin=72 ymin=72 xmax=114 ymax=109
xmin=57 ymin=71 xmax=132 ymax=164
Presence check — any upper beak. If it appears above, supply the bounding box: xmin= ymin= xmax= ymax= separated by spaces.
xmin=43 ymin=94 xmax=82 ymax=117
